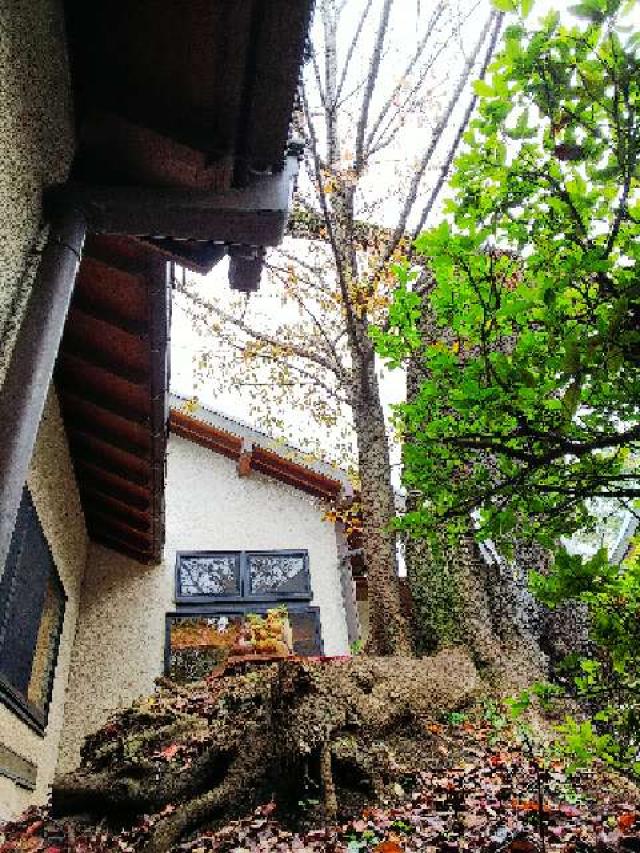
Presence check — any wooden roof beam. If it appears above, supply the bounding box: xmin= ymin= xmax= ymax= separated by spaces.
xmin=87 ymin=515 xmax=153 ymax=551
xmin=84 ymin=499 xmax=151 ymax=533
xmin=78 ymin=480 xmax=151 ymax=513
xmin=91 ymin=531 xmax=155 ymax=565
xmin=65 ymin=420 xmax=151 ymax=462
xmin=69 ymin=297 xmax=148 ymax=338
xmin=59 ymin=390 xmax=150 ymax=436
xmin=73 ymin=455 xmax=151 ymax=489
xmin=46 ymin=156 xmax=299 ymax=243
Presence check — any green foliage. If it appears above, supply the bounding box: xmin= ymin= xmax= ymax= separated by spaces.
xmin=374 ymin=0 xmax=640 ymax=555
xmin=350 ymin=638 xmax=364 ymax=655
xmin=374 ymin=1 xmax=640 ymax=778
xmin=533 ymin=543 xmax=640 ymax=777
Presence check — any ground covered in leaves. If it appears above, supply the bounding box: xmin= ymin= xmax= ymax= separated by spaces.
xmin=2 ymin=654 xmax=640 ymax=852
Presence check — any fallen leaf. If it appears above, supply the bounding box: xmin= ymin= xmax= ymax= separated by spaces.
xmin=619 ymin=813 xmax=637 ymax=832
xmin=158 ymin=744 xmax=180 ymax=761
xmin=373 ymin=843 xmax=404 ymax=853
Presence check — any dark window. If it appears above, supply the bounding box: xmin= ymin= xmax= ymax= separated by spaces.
xmin=165 ymin=606 xmax=323 ymax=684
xmin=175 ymin=550 xmax=311 ymax=604
xmin=170 ymin=549 xmax=320 ymax=682
xmin=0 ymin=488 xmax=66 ymax=734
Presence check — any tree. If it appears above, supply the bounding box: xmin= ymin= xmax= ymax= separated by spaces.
xmin=177 ymin=0 xmax=502 ymax=655
xmin=375 ymin=0 xmax=640 ymax=562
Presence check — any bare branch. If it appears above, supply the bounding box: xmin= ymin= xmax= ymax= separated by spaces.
xmin=413 ymin=11 xmax=505 ymax=235
xmin=334 ymin=0 xmax=375 ymax=106
xmin=365 ymin=3 xmax=446 ymax=155
xmin=354 ymin=0 xmax=393 ymax=175
xmin=377 ymin=11 xmax=497 ymax=270
xmin=301 ymin=84 xmax=362 ymax=354
xmin=179 ymin=283 xmax=344 ymax=379
xmin=322 ymin=1 xmax=340 ymax=165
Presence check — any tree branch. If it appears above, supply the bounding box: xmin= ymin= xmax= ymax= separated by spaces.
xmin=354 ymin=0 xmax=393 ymax=176
xmin=412 ymin=11 xmax=504 ymax=235
xmin=376 ymin=11 xmax=497 ymax=272
xmin=334 ymin=0 xmax=375 ymax=106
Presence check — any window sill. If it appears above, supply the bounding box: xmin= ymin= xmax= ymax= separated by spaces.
xmin=0 ymin=675 xmax=46 ymax=737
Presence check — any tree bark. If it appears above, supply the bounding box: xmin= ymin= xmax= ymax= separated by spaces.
xmin=351 ymin=334 xmax=412 ymax=656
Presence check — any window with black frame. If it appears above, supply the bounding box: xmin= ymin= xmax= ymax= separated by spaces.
xmin=167 ymin=550 xmax=322 ymax=683
xmin=0 ymin=488 xmax=66 ymax=734
xmin=175 ymin=550 xmax=311 ymax=604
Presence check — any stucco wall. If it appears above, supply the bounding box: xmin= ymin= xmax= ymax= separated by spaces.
xmin=58 ymin=434 xmax=349 ymax=774
xmin=0 ymin=0 xmax=75 ymax=386
xmin=0 ymin=390 xmax=87 ymax=818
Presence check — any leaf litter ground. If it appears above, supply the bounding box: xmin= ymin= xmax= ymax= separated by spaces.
xmin=3 ymin=711 xmax=639 ymax=853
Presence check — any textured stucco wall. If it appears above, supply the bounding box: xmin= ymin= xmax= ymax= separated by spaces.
xmin=0 ymin=0 xmax=75 ymax=386
xmin=0 ymin=390 xmax=87 ymax=818
xmin=58 ymin=434 xmax=349 ymax=774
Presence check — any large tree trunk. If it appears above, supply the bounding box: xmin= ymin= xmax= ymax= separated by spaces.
xmin=351 ymin=335 xmax=412 ymax=656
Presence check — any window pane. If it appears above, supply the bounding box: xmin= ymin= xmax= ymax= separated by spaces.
xmin=0 ymin=496 xmax=49 ymax=694
xmin=166 ymin=607 xmax=323 ymax=684
xmin=177 ymin=554 xmax=240 ymax=598
xmin=290 ymin=610 xmax=322 ymax=656
xmin=168 ymin=614 xmax=243 ymax=683
xmin=27 ymin=575 xmax=65 ymax=714
xmin=0 ymin=487 xmax=65 ymax=728
xmin=248 ymin=554 xmax=309 ymax=596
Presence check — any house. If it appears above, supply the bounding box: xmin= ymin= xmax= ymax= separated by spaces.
xmin=0 ymin=0 xmax=323 ymax=819
xmin=55 ymin=397 xmax=360 ymax=778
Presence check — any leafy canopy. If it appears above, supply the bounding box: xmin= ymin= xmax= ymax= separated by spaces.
xmin=374 ymin=0 xmax=640 ymax=554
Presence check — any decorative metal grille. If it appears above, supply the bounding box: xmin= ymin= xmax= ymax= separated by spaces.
xmin=175 ymin=551 xmax=310 ymax=602
xmin=177 ymin=554 xmax=240 ymax=598
xmin=248 ymin=553 xmax=308 ymax=595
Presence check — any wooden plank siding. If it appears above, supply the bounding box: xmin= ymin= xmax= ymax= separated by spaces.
xmin=55 ymin=236 xmax=170 ymax=564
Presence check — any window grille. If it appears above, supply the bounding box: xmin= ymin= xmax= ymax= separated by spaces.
xmin=175 ymin=550 xmax=311 ymax=604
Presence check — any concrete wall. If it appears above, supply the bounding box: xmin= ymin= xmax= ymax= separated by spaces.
xmin=0 ymin=0 xmax=75 ymax=386
xmin=0 ymin=390 xmax=88 ymax=818
xmin=58 ymin=434 xmax=349 ymax=774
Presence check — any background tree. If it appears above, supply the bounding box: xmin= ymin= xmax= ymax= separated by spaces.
xmin=375 ymin=0 xmax=639 ymax=661
xmin=178 ymin=0 xmax=502 ymax=655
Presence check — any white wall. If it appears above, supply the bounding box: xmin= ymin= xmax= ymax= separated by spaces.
xmin=58 ymin=434 xmax=349 ymax=773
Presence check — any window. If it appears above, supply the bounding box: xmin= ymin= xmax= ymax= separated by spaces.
xmin=175 ymin=550 xmax=311 ymax=604
xmin=165 ymin=606 xmax=323 ymax=683
xmin=168 ymin=550 xmax=321 ymax=682
xmin=0 ymin=488 xmax=66 ymax=734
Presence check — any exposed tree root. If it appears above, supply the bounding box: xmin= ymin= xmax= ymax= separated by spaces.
xmin=50 ymin=649 xmax=483 ymax=851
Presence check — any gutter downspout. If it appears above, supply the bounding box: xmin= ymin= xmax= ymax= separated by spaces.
xmin=0 ymin=206 xmax=87 ymax=573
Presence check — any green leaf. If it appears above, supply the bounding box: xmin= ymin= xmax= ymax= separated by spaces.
xmin=473 ymin=79 xmax=495 ymax=97
xmin=492 ymin=0 xmax=518 ymax=10
xmin=568 ymin=1 xmax=605 ymax=21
